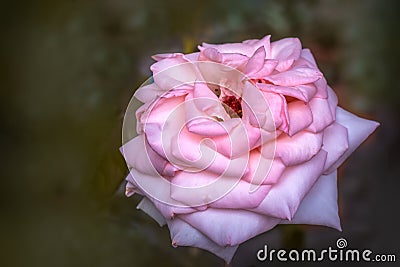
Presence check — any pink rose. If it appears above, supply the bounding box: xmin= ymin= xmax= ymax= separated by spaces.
xmin=121 ymin=35 xmax=379 ymax=262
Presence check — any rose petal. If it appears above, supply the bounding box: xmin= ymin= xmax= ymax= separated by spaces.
xmin=257 ymin=83 xmax=317 ymax=102
xmin=170 ymin=170 xmax=270 ymax=209
xmin=257 ymin=91 xmax=287 ymax=131
xmin=142 ymin=95 xmax=187 ymax=161
xmin=242 ymin=83 xmax=282 ymax=132
xmin=125 ymin=180 xmax=138 ymax=197
xmin=134 ymin=83 xmax=166 ymax=103
xmin=243 ymin=150 xmax=286 ymax=186
xmin=199 ymin=51 xmax=249 ymax=69
xmin=299 ymin=48 xmax=318 ymax=68
xmin=180 ymin=208 xmax=280 ymax=246
xmin=244 ymin=46 xmax=266 ymax=75
xmin=286 ymin=100 xmax=313 ymax=136
xmin=149 ymin=198 xmax=204 ymax=220
xmin=187 ymin=118 xmax=241 ymax=137
xmin=275 ymin=131 xmax=324 ymax=166
xmin=247 ymin=59 xmax=278 ymax=78
xmin=126 ymin=171 xmax=204 ymax=215
xmin=144 ymin=99 xmax=250 ymax=178
xmin=208 ymin=121 xmax=256 ymax=158
xmin=313 ymin=77 xmax=329 ymax=99
xmin=270 ymin=37 xmax=301 ymax=59
xmin=321 ymin=122 xmax=349 ymax=173
xmin=121 ymin=135 xmax=177 ymax=176
xmin=250 ymin=35 xmax=272 ymax=58
xmin=200 ymin=42 xmax=254 ymax=57
xmin=306 ymin=86 xmax=338 ymax=133
xmin=220 ymin=53 xmax=250 ymax=69
xmin=128 ymin=168 xmax=206 ymax=209
xmin=281 ymin=170 xmax=341 ymax=230
xmin=265 ymin=67 xmax=323 ymax=87
xmin=137 ymin=197 xmax=167 ymax=226
xmin=167 ymin=218 xmax=239 ymax=263
xmin=241 ymin=82 xmax=271 ymax=128
xmin=325 ymin=107 xmax=379 ymax=173
xmin=199 ymin=47 xmax=223 ymax=63
xmin=169 ymin=126 xmax=249 ymax=177
xmin=185 ymin=82 xmax=231 ymax=129
xmin=251 ymin=149 xmax=327 ymax=219
xmin=196 ymin=61 xmax=245 ymax=96
xmin=151 ymin=54 xmax=202 ymax=90
xmin=152 ymin=52 xmax=199 ymax=62
xmin=184 ymin=52 xmax=201 ymax=62
xmin=270 ymin=37 xmax=302 ymax=71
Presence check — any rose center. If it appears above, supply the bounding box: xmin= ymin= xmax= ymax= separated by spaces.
xmin=222 ymin=96 xmax=242 ymax=118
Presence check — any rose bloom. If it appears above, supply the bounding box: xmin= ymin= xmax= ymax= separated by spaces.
xmin=121 ymin=35 xmax=379 ymax=262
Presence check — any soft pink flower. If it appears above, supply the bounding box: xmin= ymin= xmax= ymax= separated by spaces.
xmin=121 ymin=35 xmax=379 ymax=262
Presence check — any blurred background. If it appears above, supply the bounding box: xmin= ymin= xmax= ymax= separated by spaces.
xmin=1 ymin=0 xmax=399 ymax=266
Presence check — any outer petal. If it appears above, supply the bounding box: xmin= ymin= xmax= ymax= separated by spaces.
xmin=180 ymin=208 xmax=280 ymax=246
xmin=198 ymin=181 xmax=272 ymax=209
xmin=249 ymin=35 xmax=272 ymax=58
xmin=199 ymin=50 xmax=249 ymax=68
xmin=298 ymin=48 xmax=318 ymax=68
xmin=150 ymin=198 xmax=204 ymax=220
xmin=313 ymin=77 xmax=329 ymax=99
xmin=280 ymin=170 xmax=341 ymax=230
xmin=325 ymin=107 xmax=379 ymax=173
xmin=199 ymin=42 xmax=254 ymax=57
xmin=137 ymin=197 xmax=167 ymax=226
xmin=152 ymin=52 xmax=199 ymax=62
xmin=199 ymin=47 xmax=223 ymax=63
xmin=126 ymin=170 xmax=204 ymax=212
xmin=125 ymin=180 xmax=138 ymax=197
xmin=219 ymin=53 xmax=249 ymax=69
xmin=321 ymin=122 xmax=349 ymax=173
xmin=170 ymin=170 xmax=270 ymax=210
xmin=244 ymin=46 xmax=266 ymax=75
xmin=121 ymin=135 xmax=177 ymax=177
xmin=167 ymin=218 xmax=239 ymax=263
xmin=251 ymin=149 xmax=327 ymax=219
xmin=126 ymin=172 xmax=202 ymax=218
xmin=270 ymin=37 xmax=302 ymax=71
xmin=151 ymin=54 xmax=202 ymax=90
xmin=134 ymin=83 xmax=166 ymax=103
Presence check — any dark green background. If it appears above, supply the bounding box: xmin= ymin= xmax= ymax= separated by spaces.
xmin=1 ymin=0 xmax=399 ymax=266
